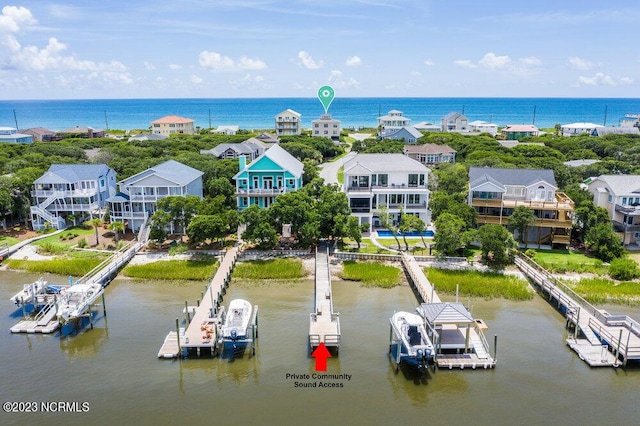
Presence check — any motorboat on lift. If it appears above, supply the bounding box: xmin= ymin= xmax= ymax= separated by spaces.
xmin=10 ymin=277 xmax=47 ymax=306
xmin=56 ymin=283 xmax=104 ymax=323
xmin=221 ymin=299 xmax=253 ymax=347
xmin=390 ymin=311 xmax=435 ymax=371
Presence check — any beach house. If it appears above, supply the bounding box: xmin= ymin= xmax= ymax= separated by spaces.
xmin=403 ymin=144 xmax=456 ymax=166
xmin=468 ymin=120 xmax=498 ymax=136
xmin=343 ymin=153 xmax=430 ymax=228
xmin=441 ymin=112 xmax=468 ymax=133
xmin=275 ymin=109 xmax=302 ymax=136
xmin=151 ymin=115 xmax=195 ymax=136
xmin=501 ymin=124 xmax=539 ymax=140
xmin=21 ymin=127 xmax=55 ymax=142
xmin=0 ymin=127 xmax=33 ymax=144
xmin=200 ymin=137 xmax=270 ymax=161
xmin=234 ymin=144 xmax=303 ymax=210
xmin=311 ymin=114 xmax=341 ymax=141
xmin=560 ymin=122 xmax=604 ymax=136
xmin=384 ymin=126 xmax=423 ymax=144
xmin=107 ymin=160 xmax=203 ymax=232
xmin=57 ymin=126 xmax=105 ymax=139
xmin=587 ymin=175 xmax=640 ymax=246
xmin=468 ymin=167 xmax=574 ymax=247
xmin=30 ymin=164 xmax=117 ymax=230
xmin=377 ymin=110 xmax=411 ymax=138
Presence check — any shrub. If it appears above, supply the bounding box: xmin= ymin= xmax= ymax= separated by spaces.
xmin=524 ymin=249 xmax=536 ymax=258
xmin=608 ymin=258 xmax=640 ymax=281
xmin=36 ymin=241 xmax=67 ymax=255
xmin=77 ymin=238 xmax=88 ymax=248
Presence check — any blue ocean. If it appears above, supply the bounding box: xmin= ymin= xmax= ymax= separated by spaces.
xmin=1 ymin=97 xmax=638 ymax=132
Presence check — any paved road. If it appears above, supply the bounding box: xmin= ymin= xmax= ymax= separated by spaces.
xmin=319 ymin=151 xmax=356 ymax=185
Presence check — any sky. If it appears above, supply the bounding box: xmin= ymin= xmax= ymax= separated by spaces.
xmin=0 ymin=0 xmax=639 ymax=100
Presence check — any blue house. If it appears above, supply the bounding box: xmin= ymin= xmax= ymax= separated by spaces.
xmin=234 ymin=144 xmax=304 ymax=210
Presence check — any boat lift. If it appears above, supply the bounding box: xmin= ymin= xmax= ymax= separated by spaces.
xmin=218 ymin=305 xmax=259 ymax=358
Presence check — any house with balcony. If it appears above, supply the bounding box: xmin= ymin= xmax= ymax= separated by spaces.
xmin=468 ymin=167 xmax=574 ymax=247
xmin=151 ymin=115 xmax=195 ymax=136
xmin=312 ymin=114 xmax=341 ymax=141
xmin=234 ymin=144 xmax=303 ymax=210
xmin=561 ymin=122 xmax=604 ymax=136
xmin=403 ymin=144 xmax=456 ymax=166
xmin=343 ymin=154 xmax=430 ymax=227
xmin=275 ymin=109 xmax=302 ymax=136
xmin=22 ymin=127 xmax=55 ymax=142
xmin=468 ymin=120 xmax=498 ymax=136
xmin=377 ymin=110 xmax=411 ymax=138
xmin=30 ymin=164 xmax=117 ymax=230
xmin=441 ymin=112 xmax=468 ymax=133
xmin=107 ymin=160 xmax=203 ymax=232
xmin=500 ymin=124 xmax=539 ymax=140
xmin=200 ymin=137 xmax=269 ymax=161
xmin=0 ymin=127 xmax=34 ymax=144
xmin=587 ymin=174 xmax=640 ymax=246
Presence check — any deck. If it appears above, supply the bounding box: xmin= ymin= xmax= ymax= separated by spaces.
xmin=515 ymin=254 xmax=640 ymax=367
xmin=309 ymin=247 xmax=341 ymax=351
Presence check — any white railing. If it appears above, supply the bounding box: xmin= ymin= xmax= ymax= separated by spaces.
xmin=30 ymin=206 xmax=65 ymax=229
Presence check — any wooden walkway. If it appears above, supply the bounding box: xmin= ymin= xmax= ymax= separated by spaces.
xmin=160 ymin=244 xmax=242 ymax=358
xmin=309 ymin=247 xmax=341 ymax=351
xmin=401 ymin=253 xmax=497 ymax=369
xmin=515 ymin=255 xmax=640 ymax=367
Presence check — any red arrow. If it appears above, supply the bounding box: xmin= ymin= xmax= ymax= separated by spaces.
xmin=311 ymin=342 xmax=332 ymax=371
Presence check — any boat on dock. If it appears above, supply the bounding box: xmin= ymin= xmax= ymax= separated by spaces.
xmin=389 ymin=311 xmax=435 ymax=372
xmin=10 ymin=277 xmax=47 ymax=306
xmin=219 ymin=298 xmax=258 ymax=355
xmin=57 ymin=283 xmax=104 ymax=324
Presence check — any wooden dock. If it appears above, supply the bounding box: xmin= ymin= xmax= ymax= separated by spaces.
xmin=158 ymin=329 xmax=184 ymax=359
xmin=515 ymin=254 xmax=640 ymax=367
xmin=309 ymin=247 xmax=341 ymax=352
xmin=401 ymin=253 xmax=497 ymax=369
xmin=162 ymin=244 xmax=242 ymax=358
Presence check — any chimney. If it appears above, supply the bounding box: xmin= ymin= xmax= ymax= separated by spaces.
xmin=239 ymin=156 xmax=246 ymax=171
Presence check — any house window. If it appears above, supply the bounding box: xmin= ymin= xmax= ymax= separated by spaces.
xmin=622 ymin=197 xmax=627 ymax=205
xmin=607 ymin=195 xmax=613 ymax=203
xmin=389 ymin=194 xmax=404 ymax=204
xmin=378 ymin=174 xmax=388 ymax=186
xmin=634 ymin=232 xmax=640 ymax=239
xmin=408 ymin=174 xmax=418 ymax=186
xmin=358 ymin=176 xmax=369 ymax=187
xmin=407 ymin=194 xmax=421 ymax=204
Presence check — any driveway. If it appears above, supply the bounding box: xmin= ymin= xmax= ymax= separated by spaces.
xmin=319 ymin=151 xmax=356 ymax=185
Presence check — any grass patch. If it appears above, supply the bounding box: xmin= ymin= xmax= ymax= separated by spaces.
xmin=0 ymin=235 xmax=20 ymax=246
xmin=567 ymin=277 xmax=640 ymax=306
xmin=123 ymin=258 xmax=218 ymax=281
xmin=425 ymin=268 xmax=533 ymax=301
xmin=526 ymin=249 xmax=606 ymax=274
xmin=340 ymin=260 xmax=402 ymax=288
xmin=233 ymin=258 xmax=305 ymax=280
xmin=337 ymin=166 xmax=344 ymax=185
xmin=5 ymin=258 xmax=104 ymax=276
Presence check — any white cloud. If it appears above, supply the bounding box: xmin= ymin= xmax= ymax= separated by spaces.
xmin=478 ymin=52 xmax=511 ymax=70
xmin=191 ymin=75 xmax=203 ymax=84
xmin=198 ymin=51 xmax=234 ymax=70
xmin=569 ymin=56 xmax=601 ymax=70
xmin=0 ymin=5 xmax=36 ymax=33
xmin=519 ymin=56 xmax=542 ymax=66
xmin=169 ymin=63 xmax=182 ymax=70
xmin=424 ymin=59 xmax=435 ymax=66
xmin=577 ymin=72 xmax=632 ymax=86
xmin=198 ymin=51 xmax=266 ymax=71
xmin=454 ymin=60 xmax=477 ymax=69
xmin=144 ymin=61 xmax=155 ymax=71
xmin=237 ymin=56 xmax=266 ymax=70
xmin=229 ymin=73 xmax=269 ymax=90
xmin=297 ymin=51 xmax=323 ymax=69
xmin=327 ymin=69 xmax=359 ymax=89
xmin=345 ymin=56 xmax=362 ymax=67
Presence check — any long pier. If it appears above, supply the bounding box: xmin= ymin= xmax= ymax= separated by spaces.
xmin=158 ymin=244 xmax=242 ymax=358
xmin=515 ymin=254 xmax=640 ymax=367
xmin=309 ymin=247 xmax=341 ymax=353
xmin=400 ymin=253 xmax=497 ymax=369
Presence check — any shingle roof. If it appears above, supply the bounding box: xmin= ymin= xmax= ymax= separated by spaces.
xmin=591 ymin=175 xmax=640 ymax=195
xmin=418 ymin=303 xmax=474 ymax=325
xmin=404 ymin=143 xmax=456 ymax=155
xmin=469 ymin=167 xmax=556 ymax=189
xmin=262 ymin=144 xmax=303 ymax=177
xmin=344 ymin=153 xmax=429 ymax=174
xmin=34 ymin=164 xmax=112 ymax=184
xmin=119 ymin=160 xmax=203 ymax=186
xmin=502 ymin=124 xmax=538 ymax=132
xmin=386 ymin=126 xmax=423 ymax=139
xmin=591 ymin=127 xmax=640 ymax=136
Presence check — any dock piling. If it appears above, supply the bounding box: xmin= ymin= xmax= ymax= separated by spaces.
xmin=185 ymin=301 xmax=191 ymax=324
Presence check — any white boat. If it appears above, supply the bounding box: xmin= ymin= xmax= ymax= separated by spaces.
xmin=57 ymin=283 xmax=104 ymax=323
xmin=10 ymin=277 xmax=47 ymax=306
xmin=390 ymin=311 xmax=435 ymax=370
xmin=221 ymin=299 xmax=253 ymax=343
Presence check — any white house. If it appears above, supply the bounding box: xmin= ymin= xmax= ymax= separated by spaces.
xmin=587 ymin=174 xmax=640 ymax=246
xmin=468 ymin=120 xmax=498 ymax=136
xmin=107 ymin=160 xmax=203 ymax=232
xmin=0 ymin=127 xmax=33 ymax=144
xmin=343 ymin=154 xmax=430 ymax=227
xmin=377 ymin=110 xmax=411 ymax=138
xmin=312 ymin=114 xmax=341 ymax=141
xmin=441 ymin=112 xmax=468 ymax=133
xmin=561 ymin=122 xmax=604 ymax=136
xmin=31 ymin=164 xmax=117 ymax=230
xmin=275 ymin=109 xmax=302 ymax=136
xmin=213 ymin=125 xmax=240 ymax=135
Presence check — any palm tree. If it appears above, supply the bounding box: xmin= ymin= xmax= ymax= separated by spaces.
xmin=86 ymin=218 xmax=103 ymax=246
xmin=109 ymin=221 xmax=125 ymax=244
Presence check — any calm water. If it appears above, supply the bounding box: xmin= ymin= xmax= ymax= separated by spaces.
xmin=1 ymin=269 xmax=640 ymax=426
xmin=1 ymin=97 xmax=639 ymax=132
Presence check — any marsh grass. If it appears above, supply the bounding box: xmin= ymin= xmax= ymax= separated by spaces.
xmin=527 ymin=249 xmax=606 ymax=275
xmin=6 ymin=258 xmax=104 ymax=276
xmin=234 ymin=278 xmax=308 ymax=288
xmin=425 ymin=268 xmax=533 ymax=301
xmin=339 ymin=260 xmax=402 ymax=288
xmin=123 ymin=258 xmax=218 ymax=281
xmin=233 ymin=258 xmax=305 ymax=280
xmin=567 ymin=277 xmax=640 ymax=306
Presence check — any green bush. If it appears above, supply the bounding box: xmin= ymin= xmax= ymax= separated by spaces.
xmin=524 ymin=249 xmax=536 ymax=258
xmin=608 ymin=258 xmax=640 ymax=281
xmin=77 ymin=238 xmax=88 ymax=248
xmin=36 ymin=241 xmax=67 ymax=255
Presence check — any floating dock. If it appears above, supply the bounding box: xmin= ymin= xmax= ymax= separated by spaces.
xmin=515 ymin=254 xmax=640 ymax=367
xmin=159 ymin=244 xmax=242 ymax=358
xmin=400 ymin=253 xmax=497 ymax=369
xmin=309 ymin=246 xmax=341 ymax=353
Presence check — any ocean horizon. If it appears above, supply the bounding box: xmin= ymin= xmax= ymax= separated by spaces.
xmin=2 ymin=97 xmax=639 ymax=133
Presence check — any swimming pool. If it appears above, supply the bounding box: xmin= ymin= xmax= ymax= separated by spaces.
xmin=376 ymin=229 xmax=434 ymax=237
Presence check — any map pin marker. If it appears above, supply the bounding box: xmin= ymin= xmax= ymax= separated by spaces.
xmin=317 ymin=85 xmax=335 ymax=114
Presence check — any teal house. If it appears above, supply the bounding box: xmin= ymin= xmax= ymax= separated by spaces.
xmin=234 ymin=144 xmax=304 ymax=210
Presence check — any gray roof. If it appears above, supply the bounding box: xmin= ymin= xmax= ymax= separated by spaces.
xmin=262 ymin=144 xmax=304 ymax=177
xmin=128 ymin=134 xmax=168 ymax=141
xmin=443 ymin=112 xmax=467 ymax=121
xmin=201 ymin=143 xmax=253 ymax=157
xmin=418 ymin=303 xmax=474 ymax=325
xmin=344 ymin=153 xmax=429 ymax=174
xmin=120 ymin=160 xmax=203 ymax=187
xmin=564 ymin=159 xmax=600 ymax=167
xmin=404 ymin=143 xmax=456 ymax=155
xmin=591 ymin=127 xmax=640 ymax=136
xmin=386 ymin=126 xmax=423 ymax=140
xmin=34 ymin=164 xmax=113 ymax=184
xmin=469 ymin=167 xmax=556 ymax=189
xmin=591 ymin=175 xmax=640 ymax=195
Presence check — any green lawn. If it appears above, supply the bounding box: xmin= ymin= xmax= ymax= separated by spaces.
xmin=525 ymin=249 xmax=606 ymax=274
xmin=425 ymin=268 xmax=533 ymax=301
xmin=0 ymin=235 xmax=20 ymax=246
xmin=339 ymin=260 xmax=402 ymax=288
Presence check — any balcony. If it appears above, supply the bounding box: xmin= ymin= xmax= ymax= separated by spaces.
xmin=32 ymin=189 xmax=99 ymax=198
xmin=615 ymin=204 xmax=640 ymax=215
xmin=347 ymin=183 xmax=428 ymax=193
xmin=237 ymin=187 xmax=293 ymax=195
xmin=471 ymin=192 xmax=574 ymax=211
xmin=476 ymin=215 xmax=572 ymax=228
